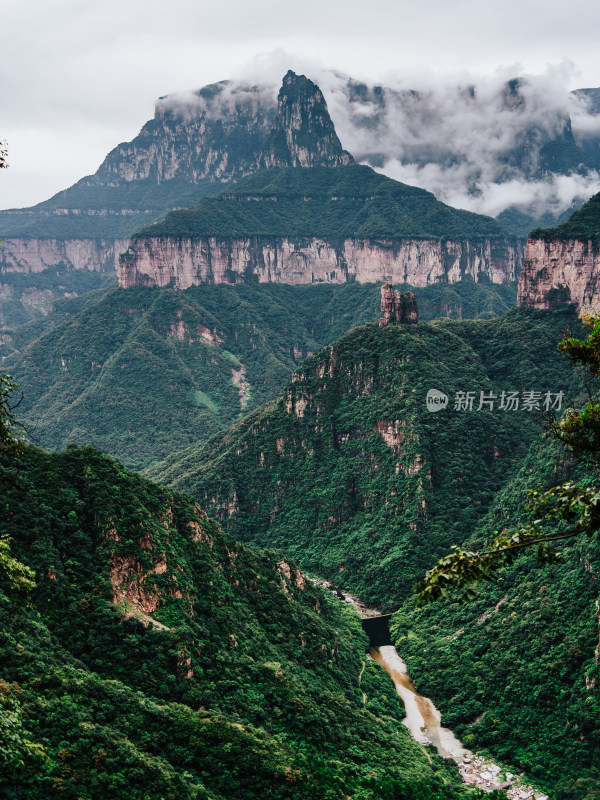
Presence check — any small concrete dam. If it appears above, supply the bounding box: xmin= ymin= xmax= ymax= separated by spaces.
xmin=360 ymin=613 xmax=393 ymax=647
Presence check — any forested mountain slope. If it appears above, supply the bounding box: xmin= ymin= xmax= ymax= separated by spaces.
xmin=12 ymin=281 xmax=516 ymax=470
xmin=395 ymin=437 xmax=600 ymax=799
xmin=0 ymin=267 xmax=116 ymax=330
xmin=146 ymin=306 xmax=579 ymax=608
xmin=0 ymin=445 xmax=468 ymax=799
xmin=131 ymin=165 xmax=507 ymax=241
xmin=530 ymin=190 xmax=600 ymax=244
xmin=120 ymin=164 xmax=522 ymax=289
xmin=144 ymin=306 xmax=600 ymax=798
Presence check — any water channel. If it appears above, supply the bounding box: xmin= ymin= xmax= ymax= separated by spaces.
xmin=313 ymin=579 xmax=548 ymax=798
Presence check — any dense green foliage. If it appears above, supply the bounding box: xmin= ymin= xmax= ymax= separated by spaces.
xmin=144 ymin=305 xmax=600 ymax=796
xmin=0 ymin=265 xmax=115 ymax=332
xmin=495 ymin=204 xmax=577 ymax=239
xmin=0 ymin=285 xmax=114 ymax=370
xmin=393 ymin=437 xmax=600 ymax=798
xmin=418 ymin=315 xmax=600 ymax=603
xmin=0 ymin=373 xmax=36 ymax=599
xmin=0 ymin=373 xmax=22 ymax=452
xmin=133 ymin=165 xmax=511 ymax=241
xmin=0 ymin=444 xmax=470 ymax=799
xmin=13 ymin=281 xmax=516 ymax=470
xmin=531 ymin=191 xmax=600 ymax=244
xmin=0 ymin=179 xmax=224 ymax=239
xmin=146 ymin=306 xmax=579 ymax=610
xmin=415 ymin=478 xmax=600 ymax=603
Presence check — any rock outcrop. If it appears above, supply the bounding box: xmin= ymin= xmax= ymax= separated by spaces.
xmin=97 ymin=83 xmax=276 ymax=186
xmin=518 ymin=238 xmax=600 ymax=314
xmin=5 ymin=71 xmax=600 ymax=279
xmin=0 ymin=237 xmax=128 ymax=274
xmin=379 ymin=284 xmax=418 ymax=325
xmin=0 ymin=72 xmax=355 ymax=276
xmin=517 ymin=192 xmax=600 ymax=314
xmin=0 ymin=71 xmax=349 ymax=261
xmin=261 ymin=71 xmax=353 ymax=168
xmin=118 ymin=234 xmax=522 ymax=289
xmin=95 ymin=68 xmax=351 ymax=186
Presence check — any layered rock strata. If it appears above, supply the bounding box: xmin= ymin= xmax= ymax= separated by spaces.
xmin=261 ymin=70 xmax=353 ymax=168
xmin=518 ymin=238 xmax=600 ymax=314
xmin=118 ymin=235 xmax=522 ymax=289
xmin=379 ymin=284 xmax=418 ymax=325
xmin=0 ymin=237 xmax=129 ymax=274
xmin=0 ymin=71 xmax=348 ymax=275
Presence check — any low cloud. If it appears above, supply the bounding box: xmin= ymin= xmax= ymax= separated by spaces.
xmin=210 ymin=55 xmax=600 ymax=218
xmin=312 ymin=62 xmax=600 ymax=218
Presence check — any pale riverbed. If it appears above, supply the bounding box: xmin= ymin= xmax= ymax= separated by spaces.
xmin=370 ymin=644 xmax=548 ymax=798
xmin=311 ymin=577 xmax=549 ymax=798
xmin=371 ymin=645 xmax=466 ymax=759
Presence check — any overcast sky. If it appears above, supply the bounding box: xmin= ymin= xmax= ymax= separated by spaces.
xmin=2 ymin=0 xmax=599 ymax=209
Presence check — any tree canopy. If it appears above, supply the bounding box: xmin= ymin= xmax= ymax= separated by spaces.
xmin=0 ymin=372 xmax=35 ymax=595
xmin=416 ymin=316 xmax=600 ymax=603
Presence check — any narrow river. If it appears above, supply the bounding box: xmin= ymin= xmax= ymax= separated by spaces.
xmin=312 ymin=578 xmax=548 ymax=799
xmin=369 ymin=643 xmax=548 ymax=798
xmin=370 ymin=645 xmax=465 ymax=760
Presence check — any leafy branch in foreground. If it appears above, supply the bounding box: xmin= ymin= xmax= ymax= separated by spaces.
xmin=552 ymin=315 xmax=600 ymax=456
xmin=0 ymin=533 xmax=36 ymax=595
xmin=0 ymin=682 xmax=48 ymax=776
xmin=415 ymin=481 xmax=600 ymax=603
xmin=416 ymin=315 xmax=600 ymax=603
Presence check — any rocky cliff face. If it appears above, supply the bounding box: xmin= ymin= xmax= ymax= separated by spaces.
xmin=0 ymin=71 xmax=353 ymax=255
xmin=0 ymin=72 xmax=356 ymax=276
xmin=379 ymin=285 xmax=418 ymax=325
xmin=102 ymin=70 xmax=351 ymax=183
xmin=261 ymin=71 xmax=353 ymax=168
xmin=518 ymin=237 xmax=600 ymax=314
xmin=0 ymin=237 xmax=128 ymax=273
xmin=5 ymin=71 xmax=600 ymax=258
xmin=119 ymin=234 xmax=522 ymax=289
xmin=0 ymin=83 xmax=277 ymax=254
xmin=96 ymin=82 xmax=277 ymax=186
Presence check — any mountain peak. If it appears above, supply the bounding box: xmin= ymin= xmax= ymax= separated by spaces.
xmin=261 ymin=71 xmax=353 ymax=168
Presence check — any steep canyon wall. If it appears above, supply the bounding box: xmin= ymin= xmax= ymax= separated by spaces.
xmin=518 ymin=238 xmax=600 ymax=314
xmin=119 ymin=235 xmax=522 ymax=289
xmin=0 ymin=238 xmax=129 ymax=274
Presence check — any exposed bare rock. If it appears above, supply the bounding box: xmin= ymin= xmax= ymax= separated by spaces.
xmin=20 ymin=288 xmax=55 ymax=315
xmin=0 ymin=237 xmax=128 ymax=273
xmin=379 ymin=284 xmax=418 ymax=326
xmin=518 ymin=237 xmax=600 ymax=314
xmin=231 ymin=365 xmax=251 ymax=410
xmin=99 ymin=82 xmax=277 ymax=185
xmin=261 ymin=71 xmax=353 ymax=168
xmin=375 ymin=419 xmax=407 ymax=453
xmin=277 ymin=559 xmax=308 ymax=596
xmin=119 ymin=235 xmax=521 ymax=289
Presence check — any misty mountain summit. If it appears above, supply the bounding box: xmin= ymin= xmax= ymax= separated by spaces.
xmin=260 ymin=70 xmax=353 ymax=168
